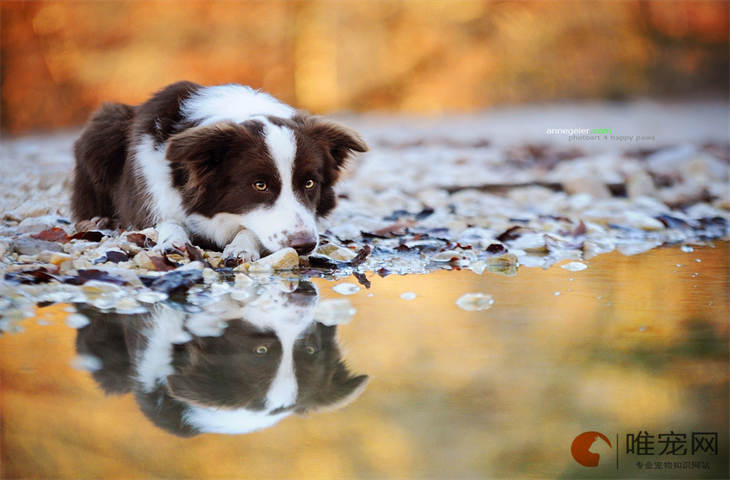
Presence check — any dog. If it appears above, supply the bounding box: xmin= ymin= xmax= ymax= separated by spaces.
xmin=71 ymin=81 xmax=368 ymax=261
xmin=74 ymin=281 xmax=368 ymax=436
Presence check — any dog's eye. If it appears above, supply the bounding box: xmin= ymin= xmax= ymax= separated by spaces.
xmin=253 ymin=181 xmax=268 ymax=191
xmin=305 ymin=345 xmax=317 ymax=355
xmin=304 ymin=179 xmax=316 ymax=189
xmin=254 ymin=345 xmax=269 ymax=354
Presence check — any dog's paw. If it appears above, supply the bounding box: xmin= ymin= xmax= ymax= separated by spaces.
xmin=222 ymin=230 xmax=261 ymax=266
xmin=222 ymin=244 xmax=260 ymax=266
xmin=153 ymin=221 xmax=190 ymax=255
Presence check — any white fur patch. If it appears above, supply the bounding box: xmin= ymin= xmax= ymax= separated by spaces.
xmin=264 ymin=123 xmax=297 ymax=175
xmin=186 ymin=212 xmax=248 ymax=248
xmin=136 ymin=307 xmax=191 ymax=392
xmin=263 ymin=319 xmax=301 ymax=409
xmin=242 ymin=286 xmax=319 ymax=411
xmin=181 ymin=84 xmax=295 ymax=126
xmin=155 ymin=220 xmax=190 ymax=251
xmin=221 ymin=229 xmax=261 ymax=262
xmin=184 ymin=404 xmax=292 ymax=435
xmin=133 ymin=135 xmax=186 ymax=224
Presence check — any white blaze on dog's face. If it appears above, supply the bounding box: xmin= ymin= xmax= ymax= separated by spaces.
xmin=240 ymin=283 xmax=319 ymax=411
xmin=238 ymin=122 xmax=318 ymax=254
xmin=167 ymin=115 xmax=367 ymax=255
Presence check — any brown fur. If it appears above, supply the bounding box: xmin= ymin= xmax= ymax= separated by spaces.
xmin=71 ymin=102 xmax=136 ymax=224
xmin=72 ymin=81 xmax=201 ymax=228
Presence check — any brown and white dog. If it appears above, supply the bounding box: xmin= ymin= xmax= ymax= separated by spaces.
xmin=71 ymin=82 xmax=368 ymax=261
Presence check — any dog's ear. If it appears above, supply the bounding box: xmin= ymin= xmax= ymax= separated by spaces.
xmin=302 ymin=117 xmax=368 ymax=170
xmin=134 ymin=388 xmax=200 ymax=437
xmin=308 ymin=363 xmax=369 ymax=413
xmin=166 ymin=121 xmax=257 ymax=183
xmin=299 ymin=117 xmax=367 ymax=217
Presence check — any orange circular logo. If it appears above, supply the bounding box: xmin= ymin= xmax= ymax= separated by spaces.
xmin=571 ymin=431 xmax=612 ymax=467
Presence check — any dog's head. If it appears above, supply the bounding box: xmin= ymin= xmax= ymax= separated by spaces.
xmin=167 ymin=115 xmax=367 ymax=254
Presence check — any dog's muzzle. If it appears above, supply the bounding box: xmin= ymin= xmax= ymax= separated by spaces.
xmin=287 ymin=232 xmax=317 ymax=255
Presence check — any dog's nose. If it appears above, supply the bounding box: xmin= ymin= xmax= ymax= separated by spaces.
xmin=287 ymin=232 xmax=317 ymax=255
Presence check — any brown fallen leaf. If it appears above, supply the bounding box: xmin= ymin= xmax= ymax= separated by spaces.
xmin=105 ymin=250 xmax=129 ymax=263
xmin=349 ymin=245 xmax=371 ymax=267
xmin=353 ymin=271 xmax=371 ymax=289
xmin=496 ymin=226 xmax=532 ymax=242
xmin=486 ymin=243 xmax=507 ymax=254
xmin=149 ymin=255 xmax=179 ymax=272
xmin=572 ymin=220 xmax=587 ymax=236
xmin=63 ymin=269 xmax=127 ymax=286
xmin=32 ymin=228 xmax=69 ymax=243
xmin=4 ymin=266 xmax=59 ymax=284
xmin=126 ymin=233 xmax=157 ymax=248
xmin=185 ymin=243 xmax=204 ymax=262
xmin=70 ymin=231 xmax=105 ymax=242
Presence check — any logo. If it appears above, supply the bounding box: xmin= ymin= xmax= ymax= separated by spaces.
xmin=571 ymin=431 xmax=612 ymax=467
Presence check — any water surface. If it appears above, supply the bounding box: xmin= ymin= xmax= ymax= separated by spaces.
xmin=1 ymin=245 xmax=728 ymax=479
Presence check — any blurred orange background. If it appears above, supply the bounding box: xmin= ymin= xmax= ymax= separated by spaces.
xmin=1 ymin=0 xmax=728 ymax=135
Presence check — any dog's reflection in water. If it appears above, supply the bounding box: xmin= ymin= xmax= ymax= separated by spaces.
xmin=74 ymin=281 xmax=368 ymax=436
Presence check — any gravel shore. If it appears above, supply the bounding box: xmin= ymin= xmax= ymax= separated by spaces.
xmin=1 ymin=102 xmax=728 ymax=321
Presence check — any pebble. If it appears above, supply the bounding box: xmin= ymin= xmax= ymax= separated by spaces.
xmin=469 ymin=261 xmax=487 ymax=275
xmin=617 ymin=241 xmax=661 ymax=256
xmin=175 ymin=260 xmax=203 ymax=271
xmin=65 ymin=313 xmax=90 ymax=329
xmin=455 ymin=293 xmax=494 ymax=311
xmin=69 ymin=354 xmax=102 ymax=372
xmin=561 ymin=261 xmax=587 ymax=272
xmin=201 ymin=267 xmax=219 ymax=283
xmin=431 ymin=250 xmax=463 ymax=262
xmin=400 ymin=292 xmax=417 ymax=300
xmin=317 ymin=243 xmax=357 ymax=261
xmin=11 ymin=237 xmax=63 ymax=255
xmin=248 ymin=248 xmax=299 ymax=272
xmin=137 ymin=290 xmax=168 ymax=304
xmin=114 ymin=296 xmax=144 ymax=313
xmin=234 ymin=273 xmax=254 ymax=288
xmin=680 ymin=245 xmax=694 ymax=253
xmin=314 ymin=298 xmax=357 ymax=325
xmin=16 ymin=217 xmax=56 ymax=234
xmin=133 ymin=251 xmax=156 ymax=270
xmin=332 ymin=283 xmax=360 ymax=295
xmin=583 ymin=238 xmax=615 ymax=259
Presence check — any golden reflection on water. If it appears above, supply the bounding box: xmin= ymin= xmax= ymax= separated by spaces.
xmin=1 ymin=244 xmax=728 ymax=479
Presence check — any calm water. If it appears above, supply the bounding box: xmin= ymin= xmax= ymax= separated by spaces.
xmin=1 ymin=245 xmax=728 ymax=479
